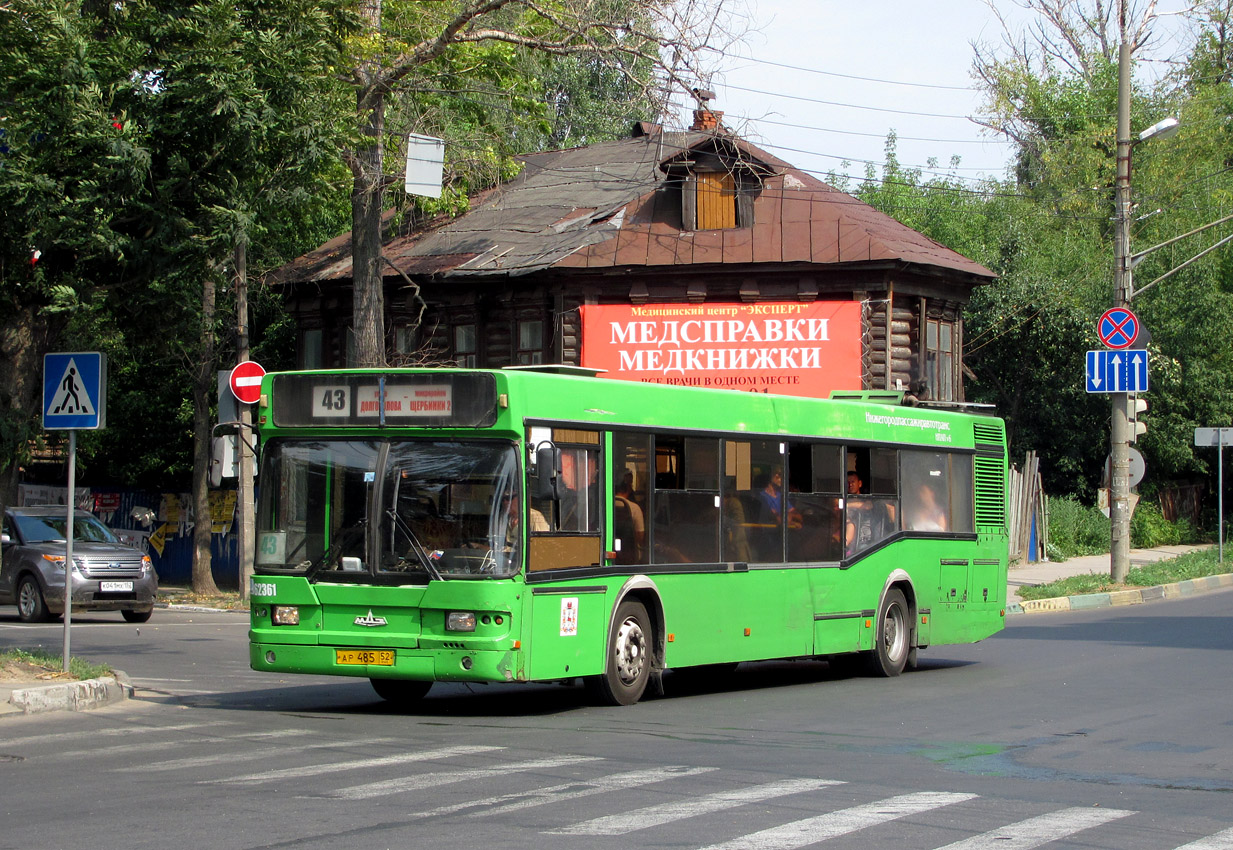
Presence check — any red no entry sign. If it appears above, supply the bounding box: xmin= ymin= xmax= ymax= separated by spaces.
xmin=1098 ymin=307 xmax=1140 ymax=350
xmin=229 ymin=360 xmax=266 ymax=404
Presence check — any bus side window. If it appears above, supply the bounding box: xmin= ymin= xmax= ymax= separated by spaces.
xmin=653 ymin=435 xmax=720 ymax=564
xmin=845 ymin=447 xmax=899 ymax=557
xmin=785 ymin=443 xmax=843 ymax=562
xmin=612 ymin=432 xmax=650 ymax=564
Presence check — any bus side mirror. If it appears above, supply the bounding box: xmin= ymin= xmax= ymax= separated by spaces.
xmin=533 ymin=446 xmax=566 ymax=500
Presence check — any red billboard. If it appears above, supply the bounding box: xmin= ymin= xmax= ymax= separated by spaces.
xmin=579 ymin=302 xmax=862 ymax=399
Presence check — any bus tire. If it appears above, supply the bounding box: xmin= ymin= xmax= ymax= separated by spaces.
xmin=866 ymin=588 xmax=910 ymax=677
xmin=370 ymin=678 xmax=432 ymax=704
xmin=590 ymin=599 xmax=652 ymax=706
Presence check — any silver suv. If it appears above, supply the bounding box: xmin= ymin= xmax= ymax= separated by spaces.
xmin=1 ymin=507 xmax=158 ymax=623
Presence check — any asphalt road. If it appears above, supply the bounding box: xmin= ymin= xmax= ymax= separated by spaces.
xmin=2 ymin=590 xmax=1232 ymax=850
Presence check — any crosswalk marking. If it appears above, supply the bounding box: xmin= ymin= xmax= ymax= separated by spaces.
xmin=4 ymin=721 xmax=230 ymax=747
xmin=143 ymin=737 xmax=397 ymax=772
xmin=550 ymin=777 xmax=845 ymax=835
xmin=212 ymin=744 xmax=505 ymax=785
xmin=696 ymin=791 xmax=978 ymax=850
xmin=412 ymin=766 xmax=719 ymax=820
xmin=935 ymin=806 xmax=1136 ymax=849
xmin=325 ymin=755 xmax=603 ymax=801
xmin=1173 ymin=826 xmax=1233 ymax=849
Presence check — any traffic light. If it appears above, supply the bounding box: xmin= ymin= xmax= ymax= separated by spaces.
xmin=1130 ymin=395 xmax=1148 ymax=442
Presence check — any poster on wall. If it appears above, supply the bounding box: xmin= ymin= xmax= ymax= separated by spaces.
xmin=579 ymin=302 xmax=862 ymax=399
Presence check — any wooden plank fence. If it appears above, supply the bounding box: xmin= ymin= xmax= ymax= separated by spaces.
xmin=1008 ymin=451 xmax=1047 ymax=563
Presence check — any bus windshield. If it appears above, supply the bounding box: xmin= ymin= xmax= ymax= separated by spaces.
xmin=255 ymin=438 xmax=521 ymax=580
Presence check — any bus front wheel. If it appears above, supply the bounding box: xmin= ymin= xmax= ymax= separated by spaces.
xmin=589 ymin=599 xmax=652 ymax=706
xmin=866 ymin=588 xmax=911 ymax=677
xmin=370 ymin=678 xmax=432 ymax=704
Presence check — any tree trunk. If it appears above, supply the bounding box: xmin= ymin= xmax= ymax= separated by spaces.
xmin=351 ymin=0 xmax=388 ymax=369
xmin=351 ymin=86 xmax=388 ymax=369
xmin=0 ymin=302 xmax=60 ymax=512
xmin=191 ymin=275 xmax=221 ymax=595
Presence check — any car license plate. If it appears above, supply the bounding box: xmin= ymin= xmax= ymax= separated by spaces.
xmin=336 ymin=649 xmax=394 ymax=666
xmin=99 ymin=581 xmax=134 ymax=592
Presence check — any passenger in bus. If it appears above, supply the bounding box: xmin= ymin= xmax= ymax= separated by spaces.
xmin=908 ymin=483 xmax=948 ymax=532
xmin=758 ymin=468 xmax=802 ymax=529
xmin=503 ymin=491 xmax=547 ymax=549
xmin=845 ymin=471 xmax=876 ymax=555
xmin=612 ymin=474 xmax=645 ymax=563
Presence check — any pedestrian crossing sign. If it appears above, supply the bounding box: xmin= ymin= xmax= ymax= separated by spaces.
xmin=43 ymin=352 xmax=106 ymax=430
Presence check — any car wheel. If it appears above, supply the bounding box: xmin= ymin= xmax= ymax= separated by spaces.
xmin=16 ymin=574 xmax=52 ymax=623
xmin=588 ymin=599 xmax=652 ymax=706
xmin=122 ymin=609 xmax=153 ymax=623
xmin=370 ymin=678 xmax=432 ymax=703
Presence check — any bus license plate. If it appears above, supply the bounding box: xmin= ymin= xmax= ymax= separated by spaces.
xmin=99 ymin=581 xmax=133 ymax=592
xmin=336 ymin=649 xmax=394 ymax=666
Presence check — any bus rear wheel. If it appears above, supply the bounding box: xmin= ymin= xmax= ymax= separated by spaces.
xmin=865 ymin=588 xmax=911 ymax=677
xmin=589 ymin=599 xmax=652 ymax=706
xmin=370 ymin=678 xmax=432 ymax=704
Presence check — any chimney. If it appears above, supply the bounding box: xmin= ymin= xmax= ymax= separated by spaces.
xmin=690 ymin=89 xmax=722 ymax=132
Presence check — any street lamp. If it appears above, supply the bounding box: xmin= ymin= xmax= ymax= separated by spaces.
xmin=1109 ymin=41 xmax=1180 ymax=583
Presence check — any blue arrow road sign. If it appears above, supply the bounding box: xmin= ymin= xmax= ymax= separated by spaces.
xmin=1086 ymin=349 xmax=1149 ymax=393
xmin=43 ymin=352 xmax=106 ymax=429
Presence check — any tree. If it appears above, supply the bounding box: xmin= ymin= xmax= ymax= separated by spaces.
xmin=340 ymin=0 xmax=742 ymax=367
xmin=0 ymin=0 xmax=151 ymax=516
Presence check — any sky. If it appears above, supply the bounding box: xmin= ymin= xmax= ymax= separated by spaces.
xmin=687 ymin=0 xmax=1197 ymax=187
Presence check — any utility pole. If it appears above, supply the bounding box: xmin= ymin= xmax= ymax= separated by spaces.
xmin=1110 ymin=39 xmax=1134 ymax=583
xmin=235 ymin=241 xmax=255 ymax=601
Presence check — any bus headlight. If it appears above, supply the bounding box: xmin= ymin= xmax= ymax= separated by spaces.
xmin=446 ymin=612 xmax=476 ymax=632
xmin=272 ymin=605 xmax=300 ymax=625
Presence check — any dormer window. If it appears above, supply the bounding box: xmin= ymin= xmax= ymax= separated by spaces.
xmin=663 ymin=143 xmax=769 ymax=232
xmin=696 ymin=172 xmax=737 ymax=229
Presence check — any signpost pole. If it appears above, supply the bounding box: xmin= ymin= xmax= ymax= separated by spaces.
xmin=1219 ymin=434 xmax=1224 ymax=564
xmin=1110 ymin=39 xmax=1134 ymax=583
xmin=62 ymin=431 xmax=75 ymax=672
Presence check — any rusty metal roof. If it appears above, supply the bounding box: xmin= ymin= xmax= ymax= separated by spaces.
xmin=273 ymin=130 xmax=994 ymax=285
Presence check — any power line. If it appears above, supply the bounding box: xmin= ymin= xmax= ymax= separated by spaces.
xmin=722 ymin=56 xmax=975 ymax=91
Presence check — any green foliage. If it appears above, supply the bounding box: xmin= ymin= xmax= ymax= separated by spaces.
xmin=1044 ymin=495 xmax=1110 ymax=560
xmin=1129 ymin=499 xmax=1198 ymax=548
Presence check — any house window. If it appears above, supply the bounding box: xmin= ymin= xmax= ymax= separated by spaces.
xmin=300 ymin=329 xmax=323 ymax=369
xmin=454 ymin=324 xmax=477 ymax=367
xmin=517 ymin=319 xmax=544 ymax=365
xmin=696 ymin=172 xmax=736 ymax=230
xmin=925 ymin=318 xmax=956 ymax=400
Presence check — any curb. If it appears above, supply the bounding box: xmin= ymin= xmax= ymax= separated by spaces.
xmin=5 ymin=670 xmax=133 ymax=716
xmin=1007 ymin=572 xmax=1233 ymax=615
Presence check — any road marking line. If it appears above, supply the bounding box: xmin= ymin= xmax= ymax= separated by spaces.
xmin=143 ymin=737 xmax=397 ymax=772
xmin=550 ymin=778 xmax=845 ymax=835
xmin=410 ymin=766 xmax=718 ymax=819
xmin=3 ymin=721 xmax=230 ymax=747
xmin=934 ymin=806 xmax=1137 ymax=849
xmin=212 ymin=745 xmax=505 ymax=785
xmin=696 ymin=791 xmax=978 ymax=850
xmin=324 ymin=756 xmax=603 ymax=801
xmin=1172 ymin=826 xmax=1233 ymax=849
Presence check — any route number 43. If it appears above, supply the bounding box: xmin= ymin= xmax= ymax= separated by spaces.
xmin=313 ymin=385 xmax=349 ymax=416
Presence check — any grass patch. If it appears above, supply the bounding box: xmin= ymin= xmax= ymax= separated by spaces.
xmin=160 ymin=587 xmax=246 ymax=610
xmin=1018 ymin=547 xmax=1230 ymax=601
xmin=0 ymin=647 xmax=114 ymax=681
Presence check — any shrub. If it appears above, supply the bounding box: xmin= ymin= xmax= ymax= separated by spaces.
xmin=1045 ymin=496 xmax=1109 ymax=560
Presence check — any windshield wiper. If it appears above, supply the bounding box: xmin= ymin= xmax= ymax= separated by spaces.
xmin=303 ymin=520 xmax=366 ymax=582
xmin=385 ymin=509 xmax=442 ymax=581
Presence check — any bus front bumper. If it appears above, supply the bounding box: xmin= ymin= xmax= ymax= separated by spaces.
xmin=249 ymin=642 xmax=524 ymax=684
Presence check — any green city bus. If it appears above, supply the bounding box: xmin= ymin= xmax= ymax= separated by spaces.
xmin=248 ymin=367 xmax=1008 ymax=705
